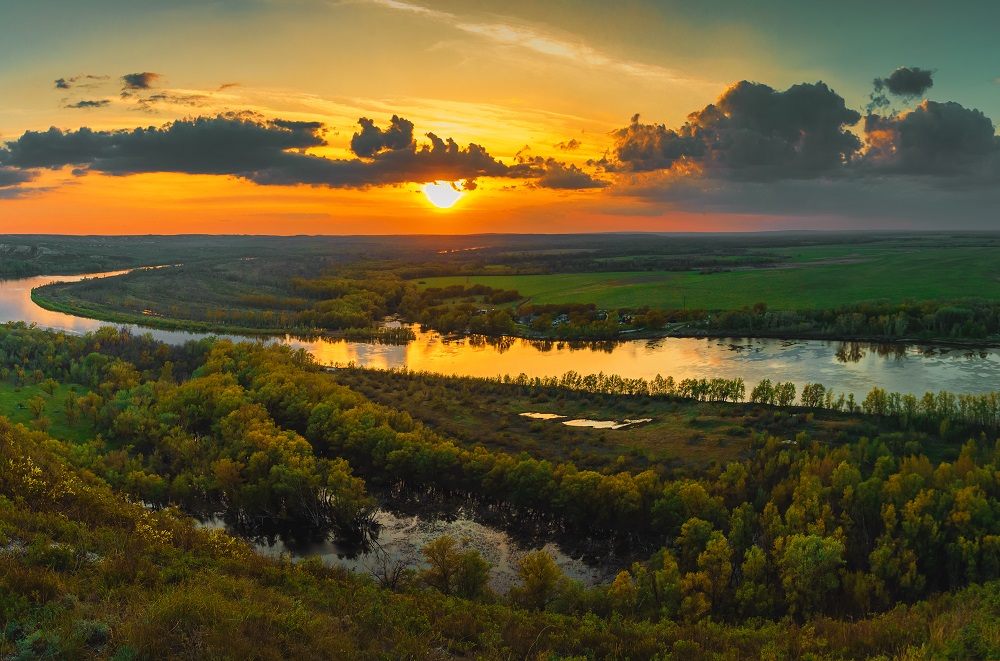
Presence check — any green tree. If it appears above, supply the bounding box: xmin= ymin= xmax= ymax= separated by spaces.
xmin=419 ymin=535 xmax=462 ymax=596
xmin=736 ymin=545 xmax=773 ymax=617
xmin=40 ymin=378 xmax=59 ymax=397
xmin=418 ymin=535 xmax=493 ymax=600
xmin=510 ymin=549 xmax=564 ymax=611
xmin=776 ymin=534 xmax=845 ymax=618
xmin=28 ymin=395 xmax=46 ymax=420
xmin=675 ymin=517 xmax=714 ymax=572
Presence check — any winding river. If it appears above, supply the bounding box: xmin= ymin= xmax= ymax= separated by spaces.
xmin=11 ymin=271 xmax=1000 ymax=399
xmin=8 ymin=270 xmax=1000 ymax=585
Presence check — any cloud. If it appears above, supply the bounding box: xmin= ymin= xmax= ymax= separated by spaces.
xmin=0 ymin=167 xmax=39 ymax=199
xmin=882 ymin=67 xmax=934 ymax=98
xmin=866 ymin=67 xmax=935 ymax=114
xmin=0 ymin=113 xmax=323 ymax=174
xmin=599 ymin=72 xmax=1000 ymax=226
xmin=65 ymin=99 xmax=111 ymax=109
xmin=54 ymin=74 xmax=109 ymax=90
xmin=253 ymin=127 xmax=533 ymax=187
xmin=863 ymin=100 xmax=999 ymax=177
xmin=0 ymin=113 xmax=600 ymax=189
xmin=121 ymin=72 xmax=163 ymax=98
xmin=534 ymin=160 xmax=607 ymax=189
xmin=349 ymin=114 xmax=414 ymax=157
xmin=0 ymin=167 xmax=35 ymax=188
xmin=604 ymin=81 xmax=861 ymax=180
xmin=555 ymin=138 xmax=581 ymax=151
xmin=512 ymin=146 xmax=606 ymax=189
xmin=136 ymin=92 xmax=210 ymax=112
xmin=55 ymin=73 xmax=230 ymax=112
xmin=606 ymin=77 xmax=997 ymax=185
xmin=122 ymin=72 xmax=162 ymax=90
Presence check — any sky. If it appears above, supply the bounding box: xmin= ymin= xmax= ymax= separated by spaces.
xmin=1 ymin=0 xmax=999 ymax=234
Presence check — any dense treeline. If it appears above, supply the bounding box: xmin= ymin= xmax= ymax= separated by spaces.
xmin=109 ymin=343 xmax=996 ymax=622
xmin=1 ymin=325 xmax=999 ymax=619
xmin=706 ymin=298 xmax=1000 ymax=341
xmin=0 ymin=323 xmax=374 ymax=538
xmin=4 ymin=417 xmax=999 ymax=659
xmin=464 ymin=369 xmax=1000 ymax=437
xmin=2 ymin=323 xmax=1000 ymax=657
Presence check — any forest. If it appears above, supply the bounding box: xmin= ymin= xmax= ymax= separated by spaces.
xmin=2 ymin=322 xmax=1000 ymax=659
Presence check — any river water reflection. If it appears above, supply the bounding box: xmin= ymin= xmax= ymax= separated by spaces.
xmin=311 ymin=332 xmax=1000 ymax=398
xmin=5 ymin=271 xmax=1000 ymax=399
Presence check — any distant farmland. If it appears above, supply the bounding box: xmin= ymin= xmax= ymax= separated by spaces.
xmin=417 ymin=246 xmax=1000 ymax=310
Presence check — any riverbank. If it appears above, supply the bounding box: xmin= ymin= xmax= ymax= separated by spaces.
xmin=28 ymin=288 xmax=1000 ymax=350
xmin=30 ymin=290 xmax=415 ymax=344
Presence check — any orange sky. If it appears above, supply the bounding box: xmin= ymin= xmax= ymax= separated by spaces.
xmin=2 ymin=1 xmax=999 ymax=233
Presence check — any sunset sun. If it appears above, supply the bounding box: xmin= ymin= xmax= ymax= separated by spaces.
xmin=422 ymin=181 xmax=465 ymax=209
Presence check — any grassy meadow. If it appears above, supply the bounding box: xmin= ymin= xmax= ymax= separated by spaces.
xmin=0 ymin=381 xmax=96 ymax=444
xmin=330 ymin=368 xmax=963 ymax=473
xmin=417 ymin=246 xmax=1000 ymax=310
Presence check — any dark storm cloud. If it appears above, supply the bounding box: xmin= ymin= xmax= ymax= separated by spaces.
xmin=863 ymin=101 xmax=999 ymax=177
xmin=349 ymin=115 xmax=414 ymax=158
xmin=65 ymin=99 xmax=111 ymax=109
xmin=0 ymin=113 xmax=325 ymax=174
xmin=882 ymin=67 xmax=935 ymax=98
xmin=0 ymin=114 xmax=592 ymax=189
xmin=601 ymin=72 xmax=1000 ymax=226
xmin=607 ymin=77 xmax=1000 ymax=185
xmin=606 ymin=81 xmax=861 ymax=180
xmin=866 ymin=67 xmax=935 ymax=113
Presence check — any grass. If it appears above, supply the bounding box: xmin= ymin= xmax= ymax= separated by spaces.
xmin=328 ymin=368 xmax=908 ymax=473
xmin=0 ymin=381 xmax=96 ymax=444
xmin=417 ymin=246 xmax=1000 ymax=310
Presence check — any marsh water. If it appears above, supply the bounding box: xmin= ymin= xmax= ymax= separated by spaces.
xmin=197 ymin=491 xmax=622 ymax=591
xmin=8 ymin=270 xmax=1000 ymax=585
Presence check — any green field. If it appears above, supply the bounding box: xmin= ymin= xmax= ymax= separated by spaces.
xmin=0 ymin=381 xmax=96 ymax=443
xmin=418 ymin=246 xmax=1000 ymax=310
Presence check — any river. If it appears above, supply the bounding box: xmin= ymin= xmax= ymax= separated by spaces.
xmin=10 ymin=271 xmax=1000 ymax=399
xmin=8 ymin=270 xmax=1000 ymax=586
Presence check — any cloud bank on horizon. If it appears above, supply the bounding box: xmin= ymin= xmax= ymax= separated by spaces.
xmin=590 ymin=68 xmax=1000 ymax=223
xmin=4 ymin=65 xmax=1000 ymax=226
